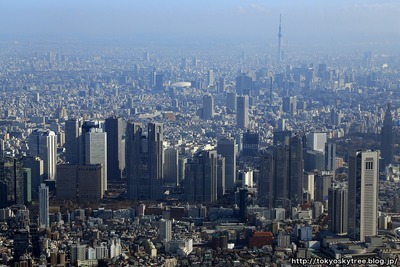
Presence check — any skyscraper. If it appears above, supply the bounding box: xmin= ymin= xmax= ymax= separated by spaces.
xmin=85 ymin=128 xmax=107 ymax=191
xmin=217 ymin=138 xmax=236 ymax=193
xmin=202 ymin=94 xmax=214 ymax=120
xmin=258 ymin=135 xmax=304 ymax=209
xmin=126 ymin=122 xmax=164 ymax=200
xmin=237 ymin=95 xmax=249 ymax=129
xmin=325 ymin=142 xmax=336 ymax=171
xmin=185 ymin=150 xmax=218 ymax=203
xmin=39 ymin=183 xmax=49 ymax=229
xmin=163 ymin=147 xmax=179 ymax=186
xmin=289 ymin=135 xmax=304 ymax=206
xmin=218 ymin=77 xmax=225 ymax=92
xmin=80 ymin=120 xmax=100 ymax=165
xmin=22 ymin=156 xmax=44 ymax=200
xmin=159 ymin=219 xmax=172 ymax=242
xmin=56 ymin=164 xmax=104 ymax=200
xmin=105 ymin=116 xmax=123 ymax=181
xmin=0 ymin=157 xmax=24 ymax=206
xmin=348 ymin=150 xmax=379 ymax=241
xmin=236 ymin=74 xmax=252 ymax=95
xmin=242 ymin=130 xmax=259 ymax=157
xmin=259 ymin=149 xmax=275 ymax=208
xmin=28 ymin=129 xmax=57 ymax=180
xmin=328 ymin=187 xmax=348 ymax=235
xmin=65 ymin=118 xmax=82 ymax=165
xmin=307 ymin=132 xmax=327 ymax=153
xmin=226 ymin=92 xmax=237 ymax=112
xmin=207 ymin=70 xmax=215 ymax=87
xmin=381 ymin=103 xmax=393 ymax=167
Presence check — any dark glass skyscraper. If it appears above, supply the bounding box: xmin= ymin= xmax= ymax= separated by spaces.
xmin=217 ymin=138 xmax=236 ymax=193
xmin=185 ymin=150 xmax=218 ymax=203
xmin=105 ymin=116 xmax=124 ymax=181
xmin=258 ymin=135 xmax=304 ymax=208
xmin=126 ymin=122 xmax=164 ymax=200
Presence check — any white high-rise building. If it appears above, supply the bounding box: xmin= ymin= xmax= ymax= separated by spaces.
xmin=160 ymin=219 xmax=172 ymax=242
xmin=109 ymin=238 xmax=122 ymax=259
xmin=39 ymin=183 xmax=49 ymax=229
xmin=348 ymin=150 xmax=379 ymax=241
xmin=29 ymin=129 xmax=57 ymax=180
xmin=95 ymin=243 xmax=108 ymax=260
xmin=307 ymin=132 xmax=327 ymax=153
xmin=85 ymin=128 xmax=107 ymax=191
xmin=207 ymin=69 xmax=215 ymax=87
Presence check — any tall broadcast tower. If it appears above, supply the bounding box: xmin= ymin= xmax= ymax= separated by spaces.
xmin=277 ymin=14 xmax=282 ymax=63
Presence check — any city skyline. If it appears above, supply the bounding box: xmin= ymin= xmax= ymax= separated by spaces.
xmin=0 ymin=1 xmax=399 ymax=266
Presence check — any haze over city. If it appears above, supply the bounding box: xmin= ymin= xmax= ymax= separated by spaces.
xmin=1 ymin=0 xmax=400 ymax=49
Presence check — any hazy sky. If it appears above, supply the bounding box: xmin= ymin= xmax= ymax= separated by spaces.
xmin=1 ymin=0 xmax=399 ymax=46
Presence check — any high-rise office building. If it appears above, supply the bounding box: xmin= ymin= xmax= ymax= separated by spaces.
xmin=289 ymin=135 xmax=304 ymax=206
xmin=274 ymin=145 xmax=290 ymax=204
xmin=185 ymin=150 xmax=218 ymax=203
xmin=381 ymin=103 xmax=393 ymax=167
xmin=217 ymin=156 xmax=225 ymax=199
xmin=22 ymin=156 xmax=44 ymax=200
xmin=13 ymin=229 xmax=31 ymax=261
xmin=259 ymin=149 xmax=275 ymax=208
xmin=28 ymin=129 xmax=57 ymax=180
xmin=273 ymin=130 xmax=292 ymax=146
xmin=77 ymin=165 xmax=104 ymax=200
xmin=23 ymin=168 xmax=31 ymax=204
xmin=39 ymin=183 xmax=49 ymax=229
xmin=315 ymin=173 xmax=332 ymax=203
xmin=303 ymin=172 xmax=315 ymax=201
xmin=236 ymin=74 xmax=252 ymax=95
xmin=218 ymin=77 xmax=225 ymax=92
xmin=56 ymin=164 xmax=104 ymax=200
xmin=56 ymin=164 xmax=78 ymax=199
xmin=163 ymin=147 xmax=179 ymax=186
xmin=207 ymin=70 xmax=215 ymax=87
xmin=126 ymin=122 xmax=164 ymax=200
xmin=348 ymin=150 xmax=379 ymax=241
xmin=0 ymin=157 xmax=24 ymax=206
xmin=155 ymin=73 xmax=164 ymax=91
xmin=237 ymin=95 xmax=249 ymax=129
xmin=80 ymin=120 xmax=100 ymax=164
xmin=282 ymin=96 xmax=297 ymax=115
xmin=105 ymin=116 xmax=123 ymax=181
xmin=242 ymin=131 xmax=259 ymax=157
xmin=307 ymin=132 xmax=327 ymax=153
xmin=226 ymin=92 xmax=237 ymax=112
xmin=328 ymin=187 xmax=348 ymax=235
xmin=65 ymin=118 xmax=82 ymax=165
xmin=159 ymin=219 xmax=172 ymax=242
xmin=325 ymin=142 xmax=336 ymax=171
xmin=202 ymin=94 xmax=214 ymax=120
xmin=85 ymin=128 xmax=107 ymax=191
xmin=258 ymin=135 xmax=304 ymax=209
xmin=217 ymin=138 xmax=236 ymax=193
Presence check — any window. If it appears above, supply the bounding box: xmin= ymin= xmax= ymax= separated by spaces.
xmin=365 ymin=161 xmax=373 ymax=170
